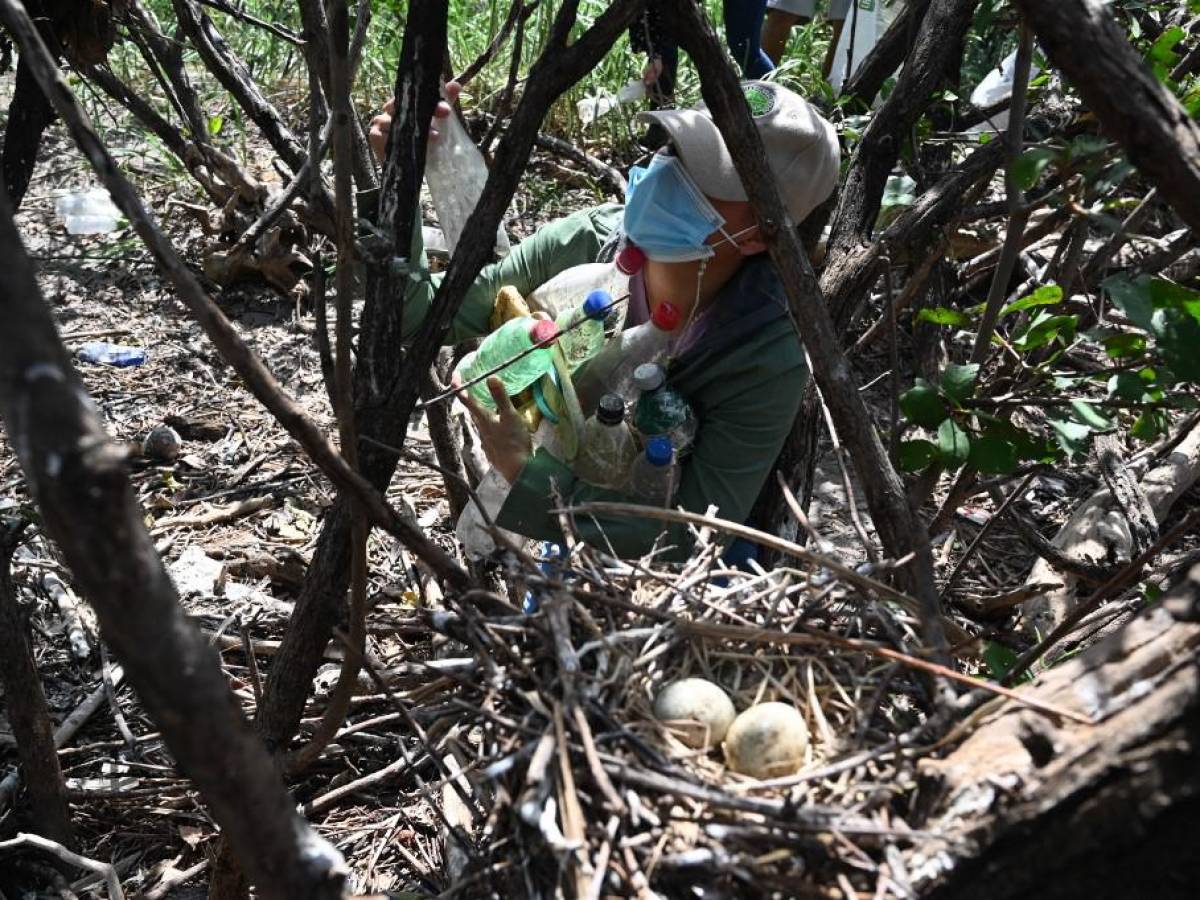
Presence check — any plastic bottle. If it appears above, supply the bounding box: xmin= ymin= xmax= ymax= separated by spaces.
xmin=424 ymin=86 xmax=510 ymax=257
xmin=454 ymin=318 xmax=559 ymax=410
xmin=573 ymin=394 xmax=638 ymax=489
xmin=526 ymin=246 xmax=646 ymax=320
xmin=632 ymin=363 xmax=697 ymax=454
xmin=55 ymin=189 xmax=121 ymax=235
xmin=555 ymin=290 xmax=610 ymax=372
xmin=77 ymin=342 xmax=146 ymax=367
xmin=576 ymin=79 xmax=647 ymax=126
xmin=629 ymin=436 xmax=676 ymax=506
xmin=574 ymin=301 xmax=682 ymax=413
xmin=456 ymin=468 xmax=523 ymax=559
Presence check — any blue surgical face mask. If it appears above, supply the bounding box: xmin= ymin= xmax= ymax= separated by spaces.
xmin=623 ymin=154 xmax=729 ymax=262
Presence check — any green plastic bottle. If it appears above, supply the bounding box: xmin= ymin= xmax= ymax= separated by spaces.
xmin=632 ymin=363 xmax=697 ymax=454
xmin=454 ymin=317 xmax=559 ymax=410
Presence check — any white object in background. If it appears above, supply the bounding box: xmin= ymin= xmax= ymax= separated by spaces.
xmin=577 ymin=79 xmax=647 ymax=126
xmin=455 ymin=468 xmax=524 ymax=559
xmin=55 ymin=189 xmax=121 ymax=235
xmin=968 ymin=49 xmax=1042 ymax=134
xmin=424 ymin=84 xmax=510 ymax=258
xmin=830 ymin=1 xmax=883 ymax=94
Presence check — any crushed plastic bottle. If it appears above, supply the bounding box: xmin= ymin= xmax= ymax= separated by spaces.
xmin=632 ymin=363 xmax=697 ymax=454
xmin=77 ymin=342 xmax=146 ymax=367
xmin=629 ymin=436 xmax=676 ymax=506
xmin=454 ymin=317 xmax=559 ymax=410
xmin=55 ymin=189 xmax=121 ymax=235
xmin=573 ymin=301 xmax=682 ymax=413
xmin=573 ymin=393 xmax=638 ymax=489
xmin=555 ymin=290 xmax=610 ymax=372
xmin=526 ymin=246 xmax=646 ymax=320
xmin=424 ymin=85 xmax=510 ymax=257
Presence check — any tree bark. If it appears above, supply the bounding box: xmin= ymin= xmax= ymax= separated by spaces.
xmin=257 ymin=0 xmax=644 ymax=753
xmin=0 ymin=169 xmax=345 ymax=900
xmin=842 ymin=0 xmax=933 ymax=109
xmin=913 ymin=569 xmax=1200 ymax=900
xmin=0 ymin=521 xmax=74 ymax=848
xmin=1012 ymin=0 xmax=1200 ymax=234
xmin=1 ymin=19 xmax=58 ymax=210
xmin=662 ymin=0 xmax=949 ymax=661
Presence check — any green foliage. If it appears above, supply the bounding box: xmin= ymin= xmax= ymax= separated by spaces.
xmin=900 ymin=379 xmax=948 ymax=429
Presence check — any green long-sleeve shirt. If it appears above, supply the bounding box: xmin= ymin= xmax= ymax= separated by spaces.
xmin=401 ymin=204 xmax=808 ymax=560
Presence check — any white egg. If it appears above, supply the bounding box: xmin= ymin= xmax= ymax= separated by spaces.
xmin=723 ymin=702 xmax=809 ymax=778
xmin=652 ymin=678 xmax=736 ymax=749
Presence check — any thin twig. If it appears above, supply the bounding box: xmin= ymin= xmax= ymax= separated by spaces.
xmin=0 ymin=833 xmax=124 ymax=900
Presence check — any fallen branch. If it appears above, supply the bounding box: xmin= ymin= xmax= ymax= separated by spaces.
xmin=0 ymin=833 xmax=123 ymax=900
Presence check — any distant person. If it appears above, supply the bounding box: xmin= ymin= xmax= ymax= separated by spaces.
xmin=761 ymin=0 xmax=849 ymax=79
xmin=631 ymin=1 xmax=772 ymax=128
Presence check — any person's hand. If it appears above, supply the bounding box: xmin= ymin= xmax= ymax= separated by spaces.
xmin=368 ymin=81 xmax=463 ymax=163
xmin=642 ymin=56 xmax=664 ymax=86
xmin=455 ymin=373 xmax=532 ymax=484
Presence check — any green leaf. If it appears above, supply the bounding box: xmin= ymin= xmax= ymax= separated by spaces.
xmin=207 ymin=114 xmax=225 ymax=136
xmin=900 ymin=379 xmax=949 ymax=428
xmin=898 ymin=439 xmax=937 ymax=472
xmin=940 ymin=363 xmax=979 ymax=406
xmin=936 ymin=419 xmax=971 ymax=467
xmin=1049 ymin=416 xmax=1093 ymax=460
xmin=1131 ymin=410 xmax=1167 ymax=441
xmin=1069 ymin=399 xmax=1113 ymax=430
xmin=983 ymin=641 xmax=1020 ymax=681
xmin=1147 ymin=278 xmax=1200 ymax=322
xmin=1001 ymin=283 xmax=1063 ymax=317
xmin=918 ymin=307 xmax=972 ymax=327
xmin=1103 ymin=273 xmax=1156 ymax=331
xmin=1152 ymin=308 xmax=1200 ymax=382
xmin=1102 ymin=332 xmax=1147 ymax=359
xmin=1109 ymin=371 xmax=1151 ymax=402
xmin=1012 ymin=311 xmax=1078 ymax=352
xmin=968 ymin=435 xmax=1019 ymax=475
xmin=1147 ymin=26 xmax=1185 ymax=80
xmin=1012 ymin=148 xmax=1056 ymax=191
xmin=1070 ymin=135 xmax=1109 ymax=160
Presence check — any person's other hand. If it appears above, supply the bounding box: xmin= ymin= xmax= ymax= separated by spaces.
xmin=455 ymin=373 xmax=531 ymax=484
xmin=368 ymin=81 xmax=463 ymax=163
xmin=642 ymin=56 xmax=664 ymax=86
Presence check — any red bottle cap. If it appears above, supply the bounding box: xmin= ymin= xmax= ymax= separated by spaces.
xmin=616 ymin=245 xmax=647 ymax=275
xmin=529 ymin=319 xmax=559 ymax=345
xmin=650 ymin=302 xmax=682 ymax=332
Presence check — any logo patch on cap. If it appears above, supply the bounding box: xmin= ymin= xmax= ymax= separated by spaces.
xmin=742 ymin=84 xmax=775 ymax=118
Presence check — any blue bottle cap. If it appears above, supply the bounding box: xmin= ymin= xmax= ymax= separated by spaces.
xmin=645 ymin=436 xmax=673 ymax=466
xmin=583 ymin=290 xmax=612 ymax=320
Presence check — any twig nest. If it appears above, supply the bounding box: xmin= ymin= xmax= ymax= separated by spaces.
xmin=142 ymin=425 xmax=182 ymax=461
xmin=723 ymin=702 xmax=809 ymax=778
xmin=652 ymin=678 xmax=736 ymax=749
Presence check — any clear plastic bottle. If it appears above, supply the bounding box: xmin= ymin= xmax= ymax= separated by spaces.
xmin=555 ymin=290 xmax=610 ymax=372
xmin=55 ymin=189 xmax=121 ymax=235
xmin=573 ymin=394 xmax=638 ymax=489
xmin=454 ymin=318 xmax=559 ymax=410
xmin=632 ymin=363 xmax=697 ymax=454
xmin=424 ymin=85 xmax=510 ymax=258
xmin=574 ymin=301 xmax=682 ymax=413
xmin=629 ymin=436 xmax=676 ymax=506
xmin=456 ymin=468 xmax=523 ymax=559
xmin=526 ymin=246 xmax=646 ymax=320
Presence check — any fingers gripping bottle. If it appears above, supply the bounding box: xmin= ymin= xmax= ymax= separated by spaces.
xmin=526 ymin=246 xmax=646 ymax=320
xmin=632 ymin=363 xmax=697 ymax=455
xmin=555 ymin=290 xmax=610 ymax=372
xmin=424 ymin=85 xmax=510 ymax=257
xmin=629 ymin=436 xmax=677 ymax=506
xmin=453 ymin=318 xmax=559 ymax=410
xmin=574 ymin=301 xmax=682 ymax=414
xmin=573 ymin=393 xmax=638 ymax=490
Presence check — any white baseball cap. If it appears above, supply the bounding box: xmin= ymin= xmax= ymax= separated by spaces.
xmin=636 ymin=81 xmax=841 ymax=224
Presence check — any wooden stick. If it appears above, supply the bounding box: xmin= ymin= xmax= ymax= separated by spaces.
xmin=0 ymin=833 xmax=124 ymax=900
